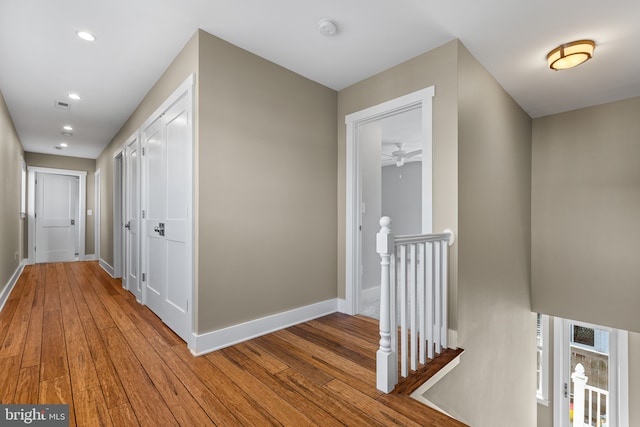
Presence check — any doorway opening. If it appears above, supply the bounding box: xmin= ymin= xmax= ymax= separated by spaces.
xmin=344 ymin=87 xmax=434 ymax=316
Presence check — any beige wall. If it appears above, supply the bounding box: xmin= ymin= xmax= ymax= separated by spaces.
xmin=532 ymin=96 xmax=640 ymax=333
xmin=337 ymin=40 xmax=534 ymax=426
xmin=337 ymin=40 xmax=460 ymax=323
xmin=0 ymin=91 xmax=24 ymax=292
xmin=24 ymin=152 xmax=96 ymax=256
xmin=196 ymin=30 xmax=337 ymax=332
xmin=423 ymin=43 xmax=535 ymax=426
xmin=96 ymin=30 xmax=199 ymax=269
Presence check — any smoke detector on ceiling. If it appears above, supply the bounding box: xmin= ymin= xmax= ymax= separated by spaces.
xmin=317 ymin=19 xmax=338 ymax=36
xmin=54 ymin=100 xmax=70 ymax=110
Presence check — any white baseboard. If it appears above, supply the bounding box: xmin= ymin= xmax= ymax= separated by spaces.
xmin=448 ymin=329 xmax=458 ymax=349
xmin=84 ymin=254 xmax=97 ymax=261
xmin=361 ymin=285 xmax=380 ymax=303
xmin=99 ymin=258 xmax=114 ymax=277
xmin=0 ymin=261 xmax=26 ymax=313
xmin=191 ymin=298 xmax=339 ymax=356
xmin=337 ymin=298 xmax=348 ymax=313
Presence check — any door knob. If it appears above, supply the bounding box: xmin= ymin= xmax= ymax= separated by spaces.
xmin=124 ymin=221 xmax=131 ymax=230
xmin=153 ymin=223 xmax=165 ymax=236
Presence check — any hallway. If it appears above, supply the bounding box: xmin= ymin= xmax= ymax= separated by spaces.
xmin=0 ymin=261 xmax=465 ymax=426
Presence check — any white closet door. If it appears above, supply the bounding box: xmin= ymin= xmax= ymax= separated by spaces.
xmin=141 ymin=80 xmax=193 ymax=343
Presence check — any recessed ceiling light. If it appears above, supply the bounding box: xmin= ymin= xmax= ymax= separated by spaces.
xmin=68 ymin=93 xmax=81 ymax=100
xmin=76 ymin=31 xmax=96 ymax=42
xmin=59 ymin=143 xmax=68 ymax=148
xmin=63 ymin=125 xmax=73 ymax=131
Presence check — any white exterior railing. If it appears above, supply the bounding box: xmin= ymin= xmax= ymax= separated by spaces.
xmin=376 ymin=216 xmax=454 ymax=393
xmin=572 ymin=363 xmax=609 ymax=427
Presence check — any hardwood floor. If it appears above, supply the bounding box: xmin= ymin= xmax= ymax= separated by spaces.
xmin=0 ymin=261 xmax=467 ymax=426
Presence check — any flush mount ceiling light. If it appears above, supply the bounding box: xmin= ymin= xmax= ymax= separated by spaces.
xmin=76 ymin=30 xmax=96 ymax=42
xmin=68 ymin=93 xmax=81 ymax=100
xmin=63 ymin=125 xmax=73 ymax=131
xmin=317 ymin=18 xmax=338 ymax=36
xmin=547 ymin=40 xmax=595 ymax=70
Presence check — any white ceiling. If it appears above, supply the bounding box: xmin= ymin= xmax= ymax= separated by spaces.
xmin=1 ymin=0 xmax=639 ymax=159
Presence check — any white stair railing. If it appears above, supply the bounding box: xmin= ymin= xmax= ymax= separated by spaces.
xmin=376 ymin=216 xmax=454 ymax=393
xmin=572 ymin=363 xmax=609 ymax=427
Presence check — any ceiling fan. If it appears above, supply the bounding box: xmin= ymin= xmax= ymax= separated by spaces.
xmin=382 ymin=143 xmax=422 ymax=167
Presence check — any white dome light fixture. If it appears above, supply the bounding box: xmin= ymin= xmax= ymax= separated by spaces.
xmin=317 ymin=18 xmax=338 ymax=36
xmin=76 ymin=30 xmax=96 ymax=42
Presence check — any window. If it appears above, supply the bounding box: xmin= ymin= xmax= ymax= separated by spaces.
xmin=537 ymin=313 xmax=550 ymax=404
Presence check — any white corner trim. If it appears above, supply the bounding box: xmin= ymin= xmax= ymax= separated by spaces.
xmin=447 ymin=329 xmax=458 ymax=350
xmin=337 ymin=298 xmax=348 ymax=314
xmin=190 ymin=299 xmax=339 ymax=356
xmin=0 ymin=261 xmax=26 ymax=313
xmin=99 ymin=258 xmax=115 ymax=277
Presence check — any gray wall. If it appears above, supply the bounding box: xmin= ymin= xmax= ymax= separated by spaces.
xmin=0 ymin=90 xmax=24 ymax=293
xmin=382 ymin=162 xmax=422 ymax=235
xmin=532 ymin=96 xmax=640 ymax=333
xmin=24 ymin=152 xmax=96 ymax=256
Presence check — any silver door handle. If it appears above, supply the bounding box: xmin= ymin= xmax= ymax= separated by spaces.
xmin=124 ymin=221 xmax=131 ymax=230
xmin=153 ymin=223 xmax=165 ymax=236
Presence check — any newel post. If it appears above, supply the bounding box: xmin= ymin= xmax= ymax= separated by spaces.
xmin=572 ymin=363 xmax=588 ymax=427
xmin=376 ymin=216 xmax=396 ymax=392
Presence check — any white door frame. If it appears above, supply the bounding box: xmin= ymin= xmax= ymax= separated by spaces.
xmin=344 ymin=87 xmax=434 ymax=315
xmin=27 ymin=166 xmax=87 ymax=264
xmin=94 ymin=169 xmax=101 ymax=262
xmin=113 ymin=150 xmax=124 ymax=279
xmin=553 ymin=317 xmax=629 ymax=427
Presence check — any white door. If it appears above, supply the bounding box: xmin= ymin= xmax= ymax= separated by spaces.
xmin=554 ymin=318 xmax=627 ymax=427
xmin=35 ymin=173 xmax=79 ymax=263
xmin=124 ymin=133 xmax=142 ymax=301
xmin=142 ymin=86 xmax=192 ymax=342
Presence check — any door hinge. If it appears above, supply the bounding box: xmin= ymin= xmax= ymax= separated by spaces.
xmin=564 ymin=382 xmax=568 ymax=398
xmin=34 ymin=212 xmax=37 ymax=218
xmin=34 ymin=246 xmax=36 ymax=252
xmin=142 ymin=210 xmax=145 ymax=219
xmin=142 ymin=273 xmax=146 ymax=282
xmin=142 ymin=147 xmax=145 ymax=156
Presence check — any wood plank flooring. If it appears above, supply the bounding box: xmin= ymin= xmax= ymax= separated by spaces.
xmin=0 ymin=261 xmax=467 ymax=426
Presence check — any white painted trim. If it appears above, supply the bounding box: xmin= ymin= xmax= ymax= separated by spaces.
xmin=618 ymin=330 xmax=629 ymax=427
xmin=409 ymin=351 xmax=464 ymax=423
xmin=537 ymin=314 xmax=550 ymax=405
xmin=0 ymin=261 xmax=25 ymax=313
xmin=344 ymin=87 xmax=435 ymax=316
xmin=410 ymin=352 xmax=462 ymax=398
xmin=190 ymin=299 xmax=339 ymax=356
xmin=27 ymin=166 xmax=87 ymax=264
xmin=447 ymin=329 xmax=458 ymax=350
xmin=553 ymin=317 xmax=629 ymax=427
xmin=337 ymin=298 xmax=348 ymax=314
xmin=84 ymin=254 xmax=97 ymax=261
xmin=112 ymin=151 xmax=123 ymax=279
xmin=99 ymin=258 xmax=115 ymax=277
xmin=94 ymin=169 xmax=101 ymax=267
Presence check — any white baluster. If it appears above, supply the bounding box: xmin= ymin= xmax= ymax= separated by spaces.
xmin=418 ymin=243 xmax=426 ymax=364
xmin=441 ymin=238 xmax=448 ymax=349
xmin=376 ymin=217 xmax=396 ymax=392
xmin=572 ymin=363 xmax=588 ymax=427
xmin=400 ymin=244 xmax=408 ymax=377
xmin=426 ymin=241 xmax=434 ymax=359
xmin=409 ymin=243 xmax=417 ymax=371
xmin=434 ymin=240 xmax=441 ymax=355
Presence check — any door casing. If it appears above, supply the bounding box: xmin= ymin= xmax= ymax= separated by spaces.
xmin=344 ymin=87 xmax=434 ymax=315
xmin=27 ymin=166 xmax=87 ymax=264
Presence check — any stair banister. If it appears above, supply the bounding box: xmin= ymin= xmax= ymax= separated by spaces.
xmin=376 ymin=216 xmax=455 ymax=394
